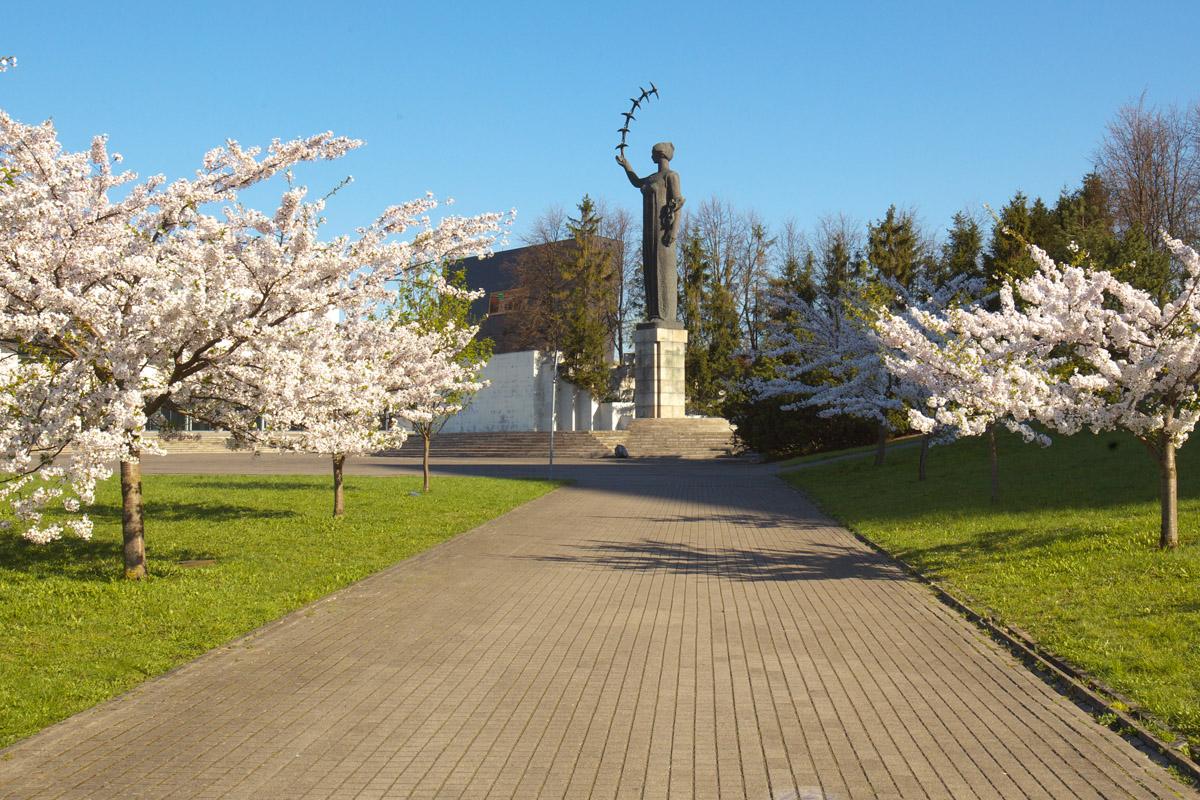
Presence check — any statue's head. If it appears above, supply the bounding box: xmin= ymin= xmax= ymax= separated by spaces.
xmin=651 ymin=142 xmax=674 ymax=163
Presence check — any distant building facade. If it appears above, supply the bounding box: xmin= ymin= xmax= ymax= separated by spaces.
xmin=463 ymin=238 xmax=622 ymax=359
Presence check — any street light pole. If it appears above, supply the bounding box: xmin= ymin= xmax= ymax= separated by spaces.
xmin=549 ymin=349 xmax=558 ymax=478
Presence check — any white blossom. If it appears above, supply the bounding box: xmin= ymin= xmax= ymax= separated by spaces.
xmin=0 ymin=110 xmax=508 ymax=542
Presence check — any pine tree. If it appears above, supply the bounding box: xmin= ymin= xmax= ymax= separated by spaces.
xmin=558 ymin=195 xmax=617 ymax=398
xmin=936 ymin=211 xmax=985 ymax=284
xmin=867 ymin=205 xmax=922 ymax=289
xmin=819 ymin=223 xmax=860 ymax=300
xmin=984 ymin=191 xmax=1037 ymax=286
xmin=679 ymin=228 xmax=747 ymax=415
xmin=681 ymin=231 xmax=711 ymax=408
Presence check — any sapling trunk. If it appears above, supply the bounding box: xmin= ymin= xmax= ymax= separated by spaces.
xmin=873 ymin=422 xmax=887 ymax=467
xmin=332 ymin=454 xmax=346 ymax=517
xmin=422 ymin=430 xmax=432 ymax=493
xmin=987 ymin=426 xmax=1000 ymax=504
xmin=120 ymin=455 xmax=147 ymax=580
xmin=1138 ymin=436 xmax=1180 ymax=550
xmin=1158 ymin=441 xmax=1179 ymax=550
xmin=918 ymin=433 xmax=930 ymax=481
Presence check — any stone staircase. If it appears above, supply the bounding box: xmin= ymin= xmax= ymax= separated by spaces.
xmin=592 ymin=417 xmax=743 ymax=459
xmin=139 ymin=432 xmax=247 ymax=453
xmin=130 ymin=420 xmax=746 ymax=460
xmin=381 ymin=432 xmax=610 ymax=459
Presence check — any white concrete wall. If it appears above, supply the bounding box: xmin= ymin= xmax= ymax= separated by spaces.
xmin=555 ymin=382 xmax=577 ymax=432
xmin=597 ymin=401 xmax=635 ymax=431
xmin=441 ymin=351 xmax=545 ymax=433
xmin=441 ymin=350 xmax=602 ymax=433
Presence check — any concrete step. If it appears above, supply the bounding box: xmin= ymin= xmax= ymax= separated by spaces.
xmin=103 ymin=424 xmax=750 ymax=461
xmin=381 ymin=432 xmax=610 ymax=459
xmin=592 ymin=417 xmax=746 ymax=459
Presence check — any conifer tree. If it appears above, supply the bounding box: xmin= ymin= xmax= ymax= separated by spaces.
xmin=936 ymin=211 xmax=985 ymax=285
xmin=867 ymin=205 xmax=923 ymax=289
xmin=558 ymin=195 xmax=616 ymax=398
xmin=985 ymin=191 xmax=1037 ymax=285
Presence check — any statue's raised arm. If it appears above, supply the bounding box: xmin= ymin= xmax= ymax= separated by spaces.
xmin=615 ymin=153 xmax=644 ymax=188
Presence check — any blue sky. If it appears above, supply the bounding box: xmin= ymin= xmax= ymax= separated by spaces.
xmin=3 ymin=1 xmax=1198 ymax=247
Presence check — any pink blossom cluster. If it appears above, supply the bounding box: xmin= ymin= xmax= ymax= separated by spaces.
xmin=0 ymin=110 xmax=507 ymax=542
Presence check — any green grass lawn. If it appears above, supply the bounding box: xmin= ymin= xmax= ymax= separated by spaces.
xmin=0 ymin=473 xmax=556 ymax=749
xmin=782 ymin=431 xmax=1200 ymax=753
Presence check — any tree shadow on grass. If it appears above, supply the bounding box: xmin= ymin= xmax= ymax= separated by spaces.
xmin=0 ymin=535 xmax=124 ymax=582
xmin=175 ymin=478 xmax=329 ymax=492
xmin=884 ymin=524 xmax=1138 ymax=579
xmin=0 ymin=534 xmax=225 ymax=581
xmin=1 ymin=500 xmax=297 ymax=581
xmin=83 ymin=501 xmax=299 ymax=523
xmin=526 ymin=537 xmax=907 ymax=583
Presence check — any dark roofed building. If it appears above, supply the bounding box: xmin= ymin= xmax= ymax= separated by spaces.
xmin=463 ymin=243 xmax=536 ymax=354
xmin=464 ymin=238 xmax=622 ymax=357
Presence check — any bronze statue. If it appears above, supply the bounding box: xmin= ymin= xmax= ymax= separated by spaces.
xmin=616 ymin=142 xmax=684 ymax=324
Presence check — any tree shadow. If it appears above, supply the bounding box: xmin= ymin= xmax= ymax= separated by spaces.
xmin=526 ymin=537 xmax=907 ymax=583
xmin=0 ymin=533 xmax=225 ymax=581
xmin=0 ymin=535 xmax=125 ymax=582
xmin=175 ymin=478 xmax=328 ymax=492
xmin=584 ymin=512 xmax=813 ymax=530
xmin=83 ymin=501 xmax=298 ymax=523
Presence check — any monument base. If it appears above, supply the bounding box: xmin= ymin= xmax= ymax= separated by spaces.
xmin=634 ymin=324 xmax=687 ymax=418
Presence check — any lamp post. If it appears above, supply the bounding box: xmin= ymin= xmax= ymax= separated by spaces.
xmin=548 ymin=349 xmax=559 ymax=478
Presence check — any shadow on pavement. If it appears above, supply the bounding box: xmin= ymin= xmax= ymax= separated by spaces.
xmin=526 ymin=537 xmax=908 ymax=583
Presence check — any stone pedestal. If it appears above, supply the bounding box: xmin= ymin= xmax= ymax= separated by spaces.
xmin=633 ymin=324 xmax=687 ymax=418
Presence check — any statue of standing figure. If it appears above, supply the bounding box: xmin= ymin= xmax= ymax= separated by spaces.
xmin=616 ymin=142 xmax=685 ymax=325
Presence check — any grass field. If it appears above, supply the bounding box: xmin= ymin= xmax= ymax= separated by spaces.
xmin=0 ymin=473 xmax=556 ymax=749
xmin=782 ymin=431 xmax=1200 ymax=753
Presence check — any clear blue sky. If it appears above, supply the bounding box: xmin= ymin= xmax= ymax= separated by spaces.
xmin=3 ymin=1 xmax=1198 ymax=246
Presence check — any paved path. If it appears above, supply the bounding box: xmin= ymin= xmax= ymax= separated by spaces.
xmin=1 ymin=456 xmax=1193 ymax=799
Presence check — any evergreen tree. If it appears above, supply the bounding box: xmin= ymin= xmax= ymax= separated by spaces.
xmin=936 ymin=211 xmax=985 ymax=284
xmin=696 ymin=281 xmax=744 ymax=416
xmin=818 ymin=222 xmax=861 ymax=300
xmin=1053 ymin=175 xmax=1114 ymax=263
xmin=984 ymin=191 xmax=1037 ymax=286
xmin=1028 ymin=196 xmax=1060 ymax=256
xmin=680 ymin=227 xmax=747 ymax=415
xmin=681 ymin=230 xmax=711 ymax=409
xmin=558 ymin=195 xmax=616 ymax=398
xmin=866 ymin=205 xmax=923 ymax=289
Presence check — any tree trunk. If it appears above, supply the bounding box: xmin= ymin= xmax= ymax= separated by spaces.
xmin=873 ymin=422 xmax=887 ymax=467
xmin=120 ymin=456 xmax=147 ymax=580
xmin=332 ymin=454 xmax=346 ymax=518
xmin=1158 ymin=441 xmax=1179 ymax=549
xmin=918 ymin=433 xmax=930 ymax=481
xmin=988 ymin=426 xmax=1000 ymax=504
xmin=422 ymin=431 xmax=432 ymax=493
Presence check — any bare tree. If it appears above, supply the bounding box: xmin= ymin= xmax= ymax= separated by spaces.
xmin=737 ymin=213 xmax=774 ymax=352
xmin=773 ymin=218 xmax=811 ymax=275
xmin=1096 ymin=96 xmax=1200 ymax=248
xmin=692 ymin=197 xmax=749 ymax=292
xmin=593 ymin=199 xmax=640 ymax=357
xmin=522 ymin=203 xmax=568 ymax=247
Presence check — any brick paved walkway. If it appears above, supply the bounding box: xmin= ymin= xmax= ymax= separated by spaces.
xmin=1 ymin=457 xmax=1192 ymax=799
